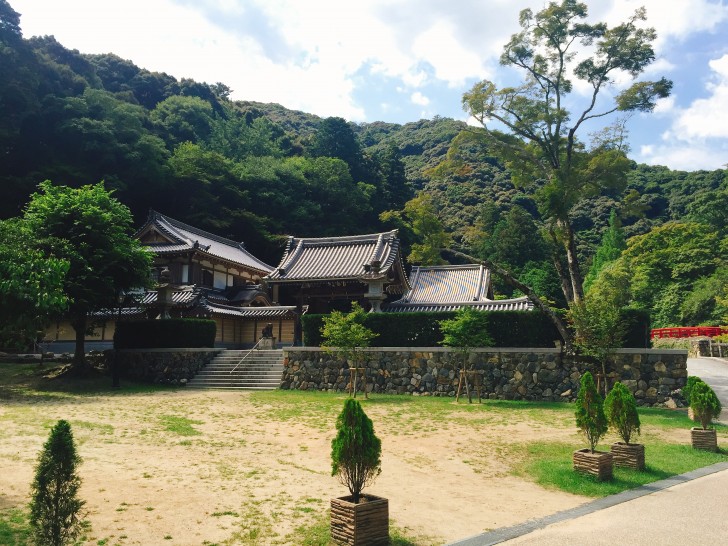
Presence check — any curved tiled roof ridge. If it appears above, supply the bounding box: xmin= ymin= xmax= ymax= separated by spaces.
xmin=286 ymin=230 xmax=398 ymax=246
xmin=154 ymin=211 xmax=245 ymax=249
xmin=142 ymin=210 xmax=273 ymax=273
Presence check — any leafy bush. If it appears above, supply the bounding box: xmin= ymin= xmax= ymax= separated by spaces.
xmin=575 ymin=372 xmax=608 ymax=452
xmin=682 ymin=376 xmax=702 ymax=406
xmin=690 ymin=381 xmax=722 ymax=430
xmin=114 ymin=319 xmax=216 ymax=349
xmin=331 ymin=399 xmax=381 ymax=503
xmin=29 ymin=420 xmax=86 ymax=546
xmin=604 ymin=382 xmax=641 ymax=444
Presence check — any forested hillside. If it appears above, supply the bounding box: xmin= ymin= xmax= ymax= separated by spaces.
xmin=1 ymin=0 xmax=726 ymax=327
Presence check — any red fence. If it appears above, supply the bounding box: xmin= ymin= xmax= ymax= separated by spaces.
xmin=650 ymin=327 xmax=728 ymax=339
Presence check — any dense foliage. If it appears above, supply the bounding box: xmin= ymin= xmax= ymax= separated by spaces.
xmin=331 ymin=399 xmax=382 ymax=503
xmin=114 ymin=319 xmax=216 ymax=349
xmin=1 ymin=0 xmax=726 ymax=331
xmin=29 ymin=420 xmax=85 ymax=546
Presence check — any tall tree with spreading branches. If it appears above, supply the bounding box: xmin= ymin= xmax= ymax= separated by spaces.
xmin=461 ymin=0 xmax=671 ymax=304
xmin=23 ymin=181 xmax=152 ymax=372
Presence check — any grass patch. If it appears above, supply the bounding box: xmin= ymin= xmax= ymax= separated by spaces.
xmin=0 ymin=361 xmax=175 ymax=400
xmin=160 ymin=415 xmax=203 ymax=436
xmin=519 ymin=441 xmax=728 ymax=497
xmin=0 ymin=508 xmax=31 ymax=546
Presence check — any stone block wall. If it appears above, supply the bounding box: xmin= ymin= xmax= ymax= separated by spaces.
xmin=113 ymin=348 xmax=222 ymax=385
xmin=282 ymin=347 xmax=688 ymax=407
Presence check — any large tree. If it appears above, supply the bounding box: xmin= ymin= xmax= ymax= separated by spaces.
xmin=23 ymin=181 xmax=152 ymax=371
xmin=462 ymin=0 xmax=671 ymax=304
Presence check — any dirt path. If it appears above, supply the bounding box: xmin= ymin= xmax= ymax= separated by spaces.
xmin=1 ymin=388 xmax=594 ymax=545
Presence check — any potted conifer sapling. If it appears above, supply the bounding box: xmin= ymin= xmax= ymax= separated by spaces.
xmin=690 ymin=381 xmax=722 ymax=452
xmin=574 ymin=371 xmax=613 ymax=480
xmin=683 ymin=375 xmax=701 ymax=422
xmin=330 ymin=399 xmax=388 ymax=545
xmin=605 ymin=381 xmax=644 ymax=470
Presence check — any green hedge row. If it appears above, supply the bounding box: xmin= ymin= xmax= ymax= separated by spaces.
xmin=302 ymin=309 xmax=651 ymax=349
xmin=302 ymin=311 xmax=561 ymax=348
xmin=114 ymin=319 xmax=216 ymax=349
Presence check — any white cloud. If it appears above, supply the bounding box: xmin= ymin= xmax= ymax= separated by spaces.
xmin=410 ymin=92 xmax=430 ymax=106
xmin=672 ymin=54 xmax=728 ymax=139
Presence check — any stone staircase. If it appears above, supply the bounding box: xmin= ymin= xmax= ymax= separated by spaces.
xmin=186 ymin=349 xmax=284 ymax=390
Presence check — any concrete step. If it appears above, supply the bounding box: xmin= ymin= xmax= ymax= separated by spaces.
xmin=187 ymin=349 xmax=284 ymax=390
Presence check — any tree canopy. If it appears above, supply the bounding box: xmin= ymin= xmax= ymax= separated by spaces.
xmin=23 ymin=181 xmax=153 ymax=369
xmin=461 ymin=0 xmax=671 ymax=304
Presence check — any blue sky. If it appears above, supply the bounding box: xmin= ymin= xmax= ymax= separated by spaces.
xmin=11 ymin=0 xmax=728 ymax=171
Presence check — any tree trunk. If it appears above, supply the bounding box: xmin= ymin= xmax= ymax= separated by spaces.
xmin=559 ymin=218 xmax=584 ymax=303
xmin=548 ymin=227 xmax=574 ymax=304
xmin=442 ymin=248 xmax=573 ymax=351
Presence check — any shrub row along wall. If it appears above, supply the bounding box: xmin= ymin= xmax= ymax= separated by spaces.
xmin=112 ymin=348 xmax=222 ymax=385
xmin=282 ymin=348 xmax=687 ymax=407
xmin=301 ymin=309 xmax=650 ymax=349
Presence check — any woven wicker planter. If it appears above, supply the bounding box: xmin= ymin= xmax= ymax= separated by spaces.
xmin=573 ymin=448 xmax=613 ymax=481
xmin=610 ymin=442 xmax=645 ymax=470
xmin=331 ymin=494 xmax=389 ymax=545
xmin=691 ymin=427 xmax=718 ymax=452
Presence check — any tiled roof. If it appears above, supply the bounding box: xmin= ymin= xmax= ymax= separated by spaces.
xmin=137 ymin=211 xmax=273 ymax=274
xmin=385 ymin=298 xmax=534 ymax=313
xmin=266 ymin=231 xmax=405 ymax=283
xmin=385 ymin=264 xmax=533 ymax=313
xmin=400 ymin=265 xmax=490 ymax=304
xmin=198 ymin=301 xmax=300 ymax=319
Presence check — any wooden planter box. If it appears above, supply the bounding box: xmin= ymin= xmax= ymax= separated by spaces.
xmin=331 ymin=494 xmax=389 ymax=546
xmin=610 ymin=442 xmax=645 ymax=470
xmin=691 ymin=427 xmax=718 ymax=452
xmin=573 ymin=448 xmax=613 ymax=481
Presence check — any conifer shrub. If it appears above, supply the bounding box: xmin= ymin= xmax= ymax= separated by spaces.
xmin=604 ymin=382 xmax=641 ymax=444
xmin=690 ymin=381 xmax=722 ymax=430
xmin=29 ymin=420 xmax=86 ymax=546
xmin=682 ymin=375 xmax=702 ymax=407
xmin=575 ymin=371 xmax=608 ymax=452
xmin=331 ymin=399 xmax=381 ymax=503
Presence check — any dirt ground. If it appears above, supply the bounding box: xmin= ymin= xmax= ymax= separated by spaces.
xmin=0 ymin=382 xmax=656 ymax=546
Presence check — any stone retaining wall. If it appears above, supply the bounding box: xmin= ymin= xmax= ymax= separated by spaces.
xmin=282 ymin=348 xmax=688 ymax=407
xmin=114 ymin=348 xmax=222 ymax=385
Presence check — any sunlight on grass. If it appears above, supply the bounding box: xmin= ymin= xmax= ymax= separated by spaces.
xmin=517 ymin=441 xmax=728 ymax=497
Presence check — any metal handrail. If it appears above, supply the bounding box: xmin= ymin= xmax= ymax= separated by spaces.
xmin=230 ymin=338 xmax=263 ymax=374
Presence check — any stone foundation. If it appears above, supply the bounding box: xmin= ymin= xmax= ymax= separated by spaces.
xmin=282 ymin=347 xmax=687 ymax=407
xmin=113 ymin=349 xmax=222 ymax=385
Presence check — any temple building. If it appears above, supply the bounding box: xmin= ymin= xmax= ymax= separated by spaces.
xmin=44 ymin=214 xmax=533 ymax=351
xmin=265 ymin=231 xmax=410 ymax=314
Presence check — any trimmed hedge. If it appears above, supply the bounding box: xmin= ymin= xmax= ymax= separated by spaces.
xmin=302 ymin=308 xmax=651 ymax=349
xmin=114 ymin=319 xmax=216 ymax=349
xmin=302 ymin=311 xmax=561 ymax=348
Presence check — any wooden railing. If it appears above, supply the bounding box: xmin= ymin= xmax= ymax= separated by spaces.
xmin=650 ymin=327 xmax=728 ymax=339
